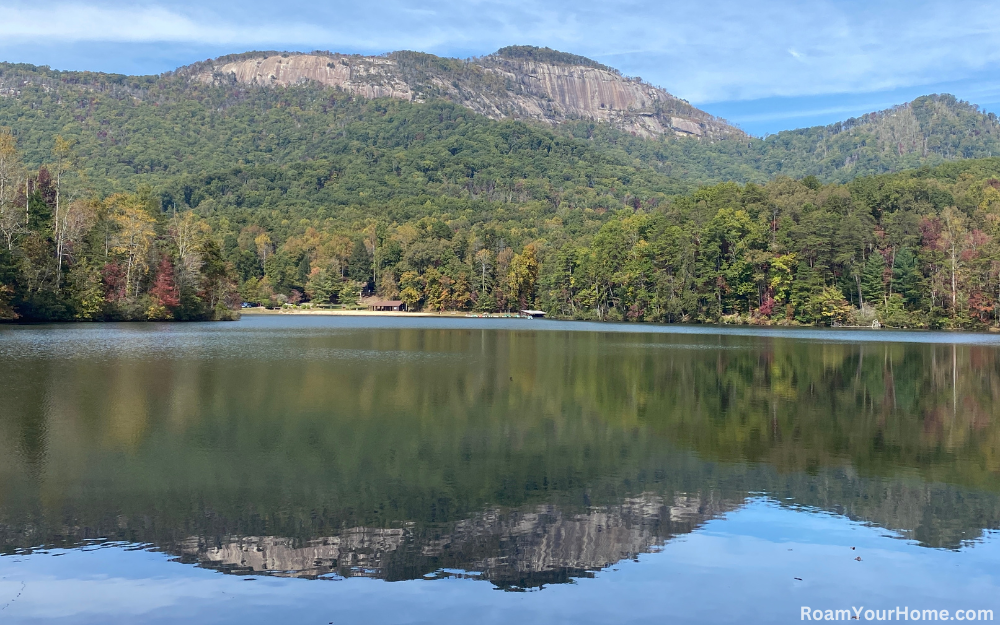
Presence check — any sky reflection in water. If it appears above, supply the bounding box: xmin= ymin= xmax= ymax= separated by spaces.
xmin=2 ymin=501 xmax=998 ymax=624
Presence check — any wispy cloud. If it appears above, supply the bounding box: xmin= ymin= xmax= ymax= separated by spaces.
xmin=2 ymin=0 xmax=1000 ymax=105
xmin=0 ymin=4 xmax=330 ymax=44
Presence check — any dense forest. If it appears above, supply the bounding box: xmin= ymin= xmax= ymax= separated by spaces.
xmin=0 ymin=132 xmax=238 ymax=321
xmin=4 ymin=57 xmax=1000 ymax=326
xmin=567 ymin=93 xmax=1000 ymax=184
xmin=3 ymin=58 xmax=999 ymax=188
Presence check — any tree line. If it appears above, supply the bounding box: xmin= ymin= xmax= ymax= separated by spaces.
xmin=6 ymin=82 xmax=1000 ymax=326
xmin=0 ymin=129 xmax=238 ymax=320
xmin=212 ymin=156 xmax=1000 ymax=329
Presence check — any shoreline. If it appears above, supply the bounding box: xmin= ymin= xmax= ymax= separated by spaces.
xmin=240 ymin=308 xmax=530 ymax=318
xmin=242 ymin=308 xmax=437 ymax=317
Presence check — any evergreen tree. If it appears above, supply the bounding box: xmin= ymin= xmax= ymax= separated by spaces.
xmin=860 ymin=252 xmax=886 ymax=307
xmin=892 ymin=247 xmax=923 ymax=309
xmin=790 ymin=261 xmax=824 ymax=324
xmin=305 ymin=269 xmax=336 ymax=305
xmin=348 ymin=239 xmax=372 ymax=285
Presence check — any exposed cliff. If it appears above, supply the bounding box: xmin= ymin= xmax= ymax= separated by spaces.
xmin=173 ymin=492 xmax=735 ymax=586
xmin=3 ymin=57 xmax=997 ymax=186
xmin=180 ymin=47 xmax=741 ymax=140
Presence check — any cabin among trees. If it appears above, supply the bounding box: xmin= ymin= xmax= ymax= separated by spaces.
xmin=367 ymin=300 xmax=405 ymax=312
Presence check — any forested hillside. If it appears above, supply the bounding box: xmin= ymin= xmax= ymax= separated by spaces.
xmin=571 ymin=94 xmax=1000 ymax=184
xmin=170 ymin=152 xmax=1000 ymax=329
xmin=3 ymin=53 xmax=1000 ymax=189
xmin=4 ymin=53 xmax=1000 ymax=326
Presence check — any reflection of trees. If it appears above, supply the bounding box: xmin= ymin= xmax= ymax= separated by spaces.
xmin=0 ymin=326 xmax=999 ymax=574
xmin=546 ymin=336 xmax=1000 ymax=489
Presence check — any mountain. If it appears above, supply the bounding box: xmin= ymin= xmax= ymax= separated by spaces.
xmin=7 ymin=48 xmax=1000 ymax=327
xmin=2 ymin=47 xmax=1000 ymax=190
xmin=173 ymin=48 xmax=1000 ymax=182
xmin=579 ymin=94 xmax=1000 ymax=185
xmin=178 ymin=47 xmax=741 ymax=140
xmin=752 ymin=94 xmax=1000 ymax=180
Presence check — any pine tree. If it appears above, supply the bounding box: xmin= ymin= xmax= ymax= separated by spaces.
xmin=860 ymin=252 xmax=886 ymax=306
xmin=893 ymin=247 xmax=924 ymax=309
xmin=305 ymin=268 xmax=335 ymax=305
xmin=790 ymin=260 xmax=824 ymax=323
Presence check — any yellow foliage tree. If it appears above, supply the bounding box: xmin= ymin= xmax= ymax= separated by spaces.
xmin=505 ymin=243 xmax=540 ymax=310
xmin=108 ymin=193 xmax=156 ymax=298
xmin=0 ymin=128 xmax=26 ymax=250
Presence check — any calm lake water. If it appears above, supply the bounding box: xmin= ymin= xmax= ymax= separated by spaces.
xmin=0 ymin=316 xmax=998 ymax=624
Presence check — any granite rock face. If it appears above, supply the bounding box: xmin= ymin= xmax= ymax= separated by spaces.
xmin=192 ymin=54 xmax=414 ymax=101
xmin=184 ymin=48 xmax=741 ymax=140
xmin=172 ymin=492 xmax=736 ymax=585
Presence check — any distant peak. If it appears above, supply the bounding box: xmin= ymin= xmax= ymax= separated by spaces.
xmin=491 ymin=46 xmax=616 ymax=72
xmin=157 ymin=46 xmax=740 ymax=139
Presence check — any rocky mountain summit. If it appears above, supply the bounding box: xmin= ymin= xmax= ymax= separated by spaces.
xmin=180 ymin=46 xmax=742 ymax=140
xmin=3 ymin=50 xmax=998 ymax=186
xmin=173 ymin=493 xmax=734 ymax=586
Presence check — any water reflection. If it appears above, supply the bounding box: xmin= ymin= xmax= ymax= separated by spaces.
xmin=172 ymin=493 xmax=728 ymax=589
xmin=0 ymin=317 xmax=998 ymax=588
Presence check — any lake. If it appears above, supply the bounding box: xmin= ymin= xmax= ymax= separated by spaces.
xmin=0 ymin=316 xmax=998 ymax=624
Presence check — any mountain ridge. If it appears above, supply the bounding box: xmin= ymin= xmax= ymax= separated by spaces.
xmin=7 ymin=49 xmax=1000 ymax=329
xmin=174 ymin=47 xmax=741 ymax=140
xmin=2 ymin=48 xmax=1000 ymax=188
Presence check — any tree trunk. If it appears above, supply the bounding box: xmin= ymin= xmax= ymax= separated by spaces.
xmin=125 ymin=253 xmax=134 ymax=300
xmin=54 ymin=170 xmax=62 ymax=289
xmin=951 ymin=243 xmax=957 ymax=310
xmin=887 ymin=247 xmax=896 ymax=301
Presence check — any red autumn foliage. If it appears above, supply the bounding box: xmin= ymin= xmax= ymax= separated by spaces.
xmin=919 ymin=216 xmax=944 ymax=252
xmin=35 ymin=166 xmax=57 ymax=207
xmin=967 ymin=291 xmax=994 ymax=323
xmin=758 ymin=291 xmax=777 ymax=316
xmin=150 ymin=257 xmax=180 ymax=309
xmin=963 ymin=229 xmax=990 ymax=259
xmin=102 ymin=262 xmax=127 ymax=303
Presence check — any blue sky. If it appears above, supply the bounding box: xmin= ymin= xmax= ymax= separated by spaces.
xmin=2 ymin=0 xmax=999 ymax=135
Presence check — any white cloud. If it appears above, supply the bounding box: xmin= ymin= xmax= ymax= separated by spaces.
xmin=0 ymin=4 xmax=329 ymax=45
xmin=2 ymin=0 xmax=1000 ymax=104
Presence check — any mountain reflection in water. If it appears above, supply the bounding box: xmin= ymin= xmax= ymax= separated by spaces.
xmin=174 ymin=493 xmax=725 ymax=587
xmin=1 ymin=317 xmax=999 ymax=590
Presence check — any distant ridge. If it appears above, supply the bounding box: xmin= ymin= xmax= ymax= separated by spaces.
xmin=175 ymin=47 xmax=742 ymax=140
xmin=746 ymin=93 xmax=1000 ymax=181
xmin=2 ymin=50 xmax=1000 ymax=184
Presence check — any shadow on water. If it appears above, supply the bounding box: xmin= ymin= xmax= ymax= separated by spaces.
xmin=0 ymin=317 xmax=999 ymax=588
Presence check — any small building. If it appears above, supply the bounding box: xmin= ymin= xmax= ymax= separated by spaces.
xmin=520 ymin=309 xmax=547 ymax=318
xmin=368 ymin=300 xmax=406 ymax=312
